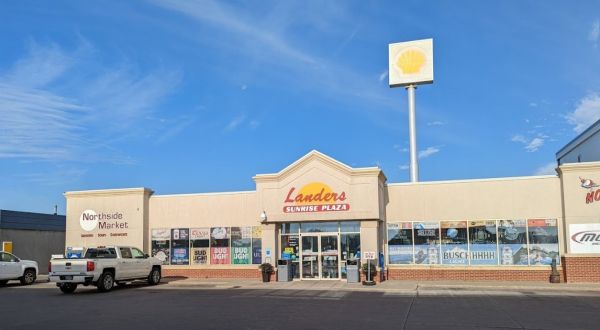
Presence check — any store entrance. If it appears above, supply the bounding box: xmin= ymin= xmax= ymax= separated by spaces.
xmin=300 ymin=233 xmax=339 ymax=280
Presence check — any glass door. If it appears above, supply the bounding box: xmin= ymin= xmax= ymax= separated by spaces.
xmin=300 ymin=234 xmax=340 ymax=280
xmin=301 ymin=236 xmax=319 ymax=279
xmin=320 ymin=235 xmax=339 ymax=279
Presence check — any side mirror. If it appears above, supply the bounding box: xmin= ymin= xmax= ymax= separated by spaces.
xmin=14 ymin=258 xmax=20 ymax=263
xmin=144 ymin=254 xmax=150 ymax=258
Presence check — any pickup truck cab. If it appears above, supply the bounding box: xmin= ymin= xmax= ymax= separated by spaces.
xmin=0 ymin=252 xmax=38 ymax=286
xmin=49 ymin=246 xmax=162 ymax=293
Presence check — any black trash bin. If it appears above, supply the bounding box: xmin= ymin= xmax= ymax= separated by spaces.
xmin=277 ymin=259 xmax=292 ymax=282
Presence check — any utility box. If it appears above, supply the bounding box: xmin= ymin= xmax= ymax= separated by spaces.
xmin=277 ymin=259 xmax=292 ymax=282
xmin=346 ymin=259 xmax=360 ymax=283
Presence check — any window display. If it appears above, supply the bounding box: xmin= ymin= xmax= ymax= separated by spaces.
xmin=387 ymin=222 xmax=414 ymax=264
xmin=171 ymin=228 xmax=190 ymax=265
xmin=231 ymin=227 xmax=252 ymax=264
xmin=190 ymin=228 xmax=210 ymax=265
xmin=498 ymin=220 xmax=528 ymax=265
xmin=151 ymin=228 xmax=170 ymax=265
xmin=210 ymin=227 xmax=230 ymax=264
xmin=468 ymin=221 xmax=498 ymax=265
xmin=528 ymin=219 xmax=559 ymax=265
xmin=441 ymin=221 xmax=468 ymax=265
xmin=252 ymin=226 xmax=262 ymax=265
xmin=413 ymin=222 xmax=440 ymax=264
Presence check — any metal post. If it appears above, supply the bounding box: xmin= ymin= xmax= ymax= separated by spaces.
xmin=406 ymin=84 xmax=419 ymax=182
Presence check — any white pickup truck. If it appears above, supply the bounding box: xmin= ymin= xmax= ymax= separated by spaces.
xmin=48 ymin=246 xmax=162 ymax=293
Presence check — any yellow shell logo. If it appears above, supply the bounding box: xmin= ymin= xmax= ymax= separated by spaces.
xmin=396 ymin=49 xmax=426 ymax=74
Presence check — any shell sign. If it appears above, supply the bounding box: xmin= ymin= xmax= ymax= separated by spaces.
xmin=388 ymin=38 xmax=434 ymax=87
xmin=283 ymin=182 xmax=350 ymax=213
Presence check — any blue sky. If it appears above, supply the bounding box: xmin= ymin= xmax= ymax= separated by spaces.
xmin=1 ymin=1 xmax=600 ymax=214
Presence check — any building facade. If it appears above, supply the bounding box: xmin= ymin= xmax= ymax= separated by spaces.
xmin=0 ymin=210 xmax=66 ymax=273
xmin=63 ymin=150 xmax=600 ymax=283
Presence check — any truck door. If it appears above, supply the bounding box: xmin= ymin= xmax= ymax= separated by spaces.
xmin=0 ymin=252 xmax=21 ymax=279
xmin=118 ymin=247 xmax=135 ymax=279
xmin=131 ymin=247 xmax=149 ymax=277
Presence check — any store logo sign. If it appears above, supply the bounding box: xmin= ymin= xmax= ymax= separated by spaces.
xmin=80 ymin=209 xmax=98 ymax=231
xmin=79 ymin=209 xmax=126 ymax=232
xmin=570 ymin=224 xmax=600 ymax=253
xmin=283 ymin=182 xmax=350 ymax=213
xmin=580 ymin=177 xmax=600 ymax=204
xmin=389 ymin=38 xmax=434 ymax=87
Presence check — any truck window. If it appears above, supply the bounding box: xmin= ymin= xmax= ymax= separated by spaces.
xmin=119 ymin=247 xmax=133 ymax=259
xmin=84 ymin=248 xmax=117 ymax=259
xmin=131 ymin=248 xmax=145 ymax=259
xmin=1 ymin=252 xmax=14 ymax=262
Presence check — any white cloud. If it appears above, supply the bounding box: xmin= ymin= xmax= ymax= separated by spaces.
xmin=399 ymin=164 xmax=409 ymax=171
xmin=534 ymin=162 xmax=557 ymax=176
xmin=0 ymin=41 xmax=181 ymax=161
xmin=566 ymin=92 xmax=600 ymax=133
xmin=529 ymin=102 xmax=538 ymax=107
xmin=378 ymin=70 xmax=388 ymax=82
xmin=427 ymin=121 xmax=445 ymax=126
xmin=511 ymin=134 xmax=528 ymax=144
xmin=248 ymin=120 xmax=260 ymax=130
xmin=418 ymin=146 xmax=440 ymax=159
xmin=589 ymin=19 xmax=600 ymax=48
xmin=225 ymin=114 xmax=246 ymax=131
xmin=525 ymin=137 xmax=544 ymax=152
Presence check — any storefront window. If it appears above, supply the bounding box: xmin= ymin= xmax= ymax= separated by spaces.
xmin=190 ymin=228 xmax=210 ymax=265
xmin=413 ymin=222 xmax=440 ymax=264
xmin=340 ymin=221 xmax=360 ymax=233
xmin=252 ymin=226 xmax=262 ymax=265
xmin=281 ymin=233 xmax=300 ymax=278
xmin=170 ymin=228 xmax=190 ymax=265
xmin=210 ymin=227 xmax=230 ymax=264
xmin=151 ymin=229 xmax=170 ymax=265
xmin=301 ymin=222 xmax=339 ymax=233
xmin=387 ymin=222 xmax=414 ymax=264
xmin=440 ymin=221 xmax=468 ymax=265
xmin=468 ymin=221 xmax=498 ymax=265
xmin=527 ymin=219 xmax=559 ymax=265
xmin=498 ymin=220 xmax=528 ymax=265
xmin=231 ymin=227 xmax=252 ymax=264
xmin=281 ymin=223 xmax=300 ymax=234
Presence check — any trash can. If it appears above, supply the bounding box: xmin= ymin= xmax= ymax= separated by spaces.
xmin=277 ymin=259 xmax=292 ymax=282
xmin=346 ymin=259 xmax=360 ymax=283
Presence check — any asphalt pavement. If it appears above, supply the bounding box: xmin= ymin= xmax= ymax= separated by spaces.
xmin=1 ymin=277 xmax=600 ymax=330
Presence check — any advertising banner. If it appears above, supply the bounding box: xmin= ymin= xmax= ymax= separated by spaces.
xmin=252 ymin=245 xmax=262 ymax=264
xmin=414 ymin=244 xmax=439 ymax=264
xmin=252 ymin=226 xmax=262 ymax=238
xmin=151 ymin=228 xmax=170 ymax=240
xmin=441 ymin=244 xmax=468 ymax=265
xmin=151 ymin=240 xmax=170 ymax=265
xmin=529 ymin=244 xmax=559 ymax=265
xmin=470 ymin=244 xmax=499 ymax=265
xmin=171 ymin=229 xmax=190 ymax=265
xmin=191 ymin=247 xmax=209 ymax=265
xmin=569 ymin=223 xmax=600 ymax=254
xmin=528 ymin=219 xmax=559 ymax=265
xmin=232 ymin=246 xmax=251 ymax=264
xmin=211 ymin=227 xmax=229 ymax=239
xmin=211 ymin=247 xmax=230 ymax=264
xmin=499 ymin=244 xmax=528 ymax=265
xmin=388 ymin=245 xmax=413 ymax=264
xmin=190 ymin=228 xmax=210 ymax=240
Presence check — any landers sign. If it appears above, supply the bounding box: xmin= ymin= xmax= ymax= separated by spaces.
xmin=580 ymin=177 xmax=600 ymax=204
xmin=283 ymin=182 xmax=350 ymax=213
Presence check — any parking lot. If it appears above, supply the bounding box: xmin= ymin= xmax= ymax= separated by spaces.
xmin=2 ymin=278 xmax=600 ymax=330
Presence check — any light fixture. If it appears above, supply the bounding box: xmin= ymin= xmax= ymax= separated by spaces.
xmin=260 ymin=210 xmax=267 ymax=223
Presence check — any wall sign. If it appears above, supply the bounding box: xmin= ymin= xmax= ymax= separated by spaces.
xmin=581 ymin=177 xmax=600 ymax=204
xmin=283 ymin=182 xmax=350 ymax=213
xmin=570 ymin=223 xmax=600 ymax=253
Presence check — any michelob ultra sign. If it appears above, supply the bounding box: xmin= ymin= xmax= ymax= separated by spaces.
xmin=283 ymin=182 xmax=349 ymax=213
xmin=389 ymin=38 xmax=434 ymax=87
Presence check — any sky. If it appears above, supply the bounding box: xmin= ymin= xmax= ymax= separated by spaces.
xmin=1 ymin=1 xmax=600 ymax=214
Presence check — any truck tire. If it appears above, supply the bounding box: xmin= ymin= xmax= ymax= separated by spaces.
xmin=20 ymin=269 xmax=36 ymax=285
xmin=59 ymin=283 xmax=77 ymax=294
xmin=97 ymin=271 xmax=115 ymax=292
xmin=148 ymin=267 xmax=161 ymax=285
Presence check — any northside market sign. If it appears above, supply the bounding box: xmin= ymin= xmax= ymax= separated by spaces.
xmin=283 ymin=182 xmax=350 ymax=213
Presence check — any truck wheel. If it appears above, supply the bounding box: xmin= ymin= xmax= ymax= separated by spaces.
xmin=0 ymin=280 xmax=8 ymax=286
xmin=20 ymin=269 xmax=36 ymax=285
xmin=59 ymin=283 xmax=77 ymax=294
xmin=148 ymin=267 xmax=161 ymax=285
xmin=97 ymin=271 xmax=114 ymax=292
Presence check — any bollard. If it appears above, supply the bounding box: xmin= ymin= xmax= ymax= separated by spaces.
xmin=549 ymin=256 xmax=560 ymax=283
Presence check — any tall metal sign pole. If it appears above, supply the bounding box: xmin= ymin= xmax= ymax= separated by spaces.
xmin=389 ymin=39 xmax=434 ymax=183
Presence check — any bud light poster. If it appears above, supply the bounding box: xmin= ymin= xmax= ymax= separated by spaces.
xmin=232 ymin=246 xmax=251 ymax=264
xmin=192 ymin=248 xmax=209 ymax=265
xmin=211 ymin=247 xmax=230 ymax=264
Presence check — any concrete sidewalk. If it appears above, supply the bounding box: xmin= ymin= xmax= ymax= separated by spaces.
xmin=161 ymin=276 xmax=600 ymax=293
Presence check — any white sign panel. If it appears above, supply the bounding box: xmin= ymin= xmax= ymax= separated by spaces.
xmin=364 ymin=251 xmax=376 ymax=260
xmin=570 ymin=223 xmax=600 ymax=253
xmin=389 ymin=38 xmax=434 ymax=87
